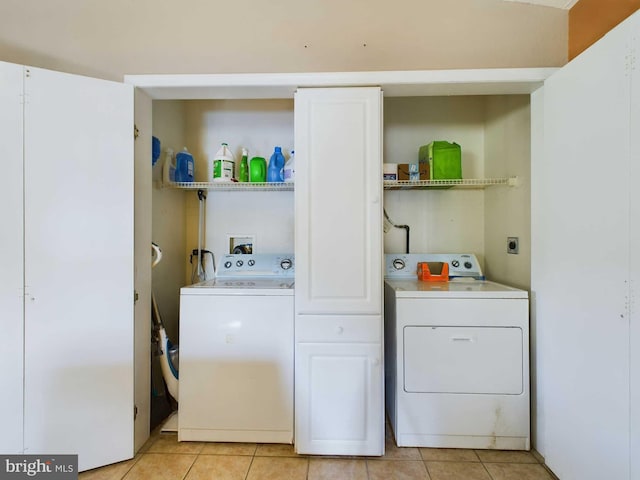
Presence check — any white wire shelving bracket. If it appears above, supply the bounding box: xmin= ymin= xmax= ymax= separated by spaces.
xmin=165 ymin=176 xmax=518 ymax=191
xmin=165 ymin=181 xmax=294 ymax=191
xmin=383 ymin=176 xmax=518 ymax=190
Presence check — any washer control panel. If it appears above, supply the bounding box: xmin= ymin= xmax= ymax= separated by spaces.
xmin=385 ymin=253 xmax=484 ymax=279
xmin=217 ymin=254 xmax=295 ymax=277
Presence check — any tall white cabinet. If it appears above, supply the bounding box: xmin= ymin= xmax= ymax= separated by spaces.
xmin=0 ymin=61 xmax=148 ymax=472
xmin=531 ymin=10 xmax=639 ymax=480
xmin=294 ymin=87 xmax=384 ymax=455
xmin=1 ymin=60 xmax=25 ymax=456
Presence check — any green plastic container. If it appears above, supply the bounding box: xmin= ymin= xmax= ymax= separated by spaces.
xmin=418 ymin=141 xmax=462 ymax=180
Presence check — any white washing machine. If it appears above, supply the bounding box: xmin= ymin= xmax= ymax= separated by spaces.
xmin=384 ymin=253 xmax=530 ymax=450
xmin=178 ymin=253 xmax=294 ymax=444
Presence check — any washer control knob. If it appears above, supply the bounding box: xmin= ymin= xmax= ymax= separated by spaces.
xmin=224 ymin=261 xmax=232 ymax=269
xmin=248 ymin=259 xmax=255 ymax=266
xmin=236 ymin=260 xmax=244 ymax=267
xmin=392 ymin=259 xmax=405 ymax=270
xmin=464 ymin=261 xmax=473 ymax=269
xmin=451 ymin=260 xmax=460 ymax=268
xmin=280 ymin=259 xmax=293 ymax=270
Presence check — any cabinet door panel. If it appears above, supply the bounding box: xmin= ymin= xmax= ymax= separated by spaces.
xmin=295 ymin=341 xmax=383 ymax=455
xmin=630 ymin=11 xmax=640 ymax=480
xmin=133 ymin=88 xmax=152 ymax=452
xmin=533 ymin=15 xmax=632 ymax=480
xmin=0 ymin=61 xmax=25 ymax=454
xmin=295 ymin=88 xmax=382 ymax=315
xmin=23 ymin=67 xmax=134 ymax=471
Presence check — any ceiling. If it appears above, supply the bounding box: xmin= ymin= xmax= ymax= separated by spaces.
xmin=503 ymin=0 xmax=579 ymax=8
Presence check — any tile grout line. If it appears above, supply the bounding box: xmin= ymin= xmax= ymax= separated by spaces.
xmin=480 ymin=459 xmax=497 ymax=480
xmin=243 ymin=453 xmax=256 ymax=480
xmin=115 ymin=453 xmax=142 ymax=480
xmin=179 ymin=452 xmax=198 ymax=480
xmin=305 ymin=455 xmax=310 ymax=480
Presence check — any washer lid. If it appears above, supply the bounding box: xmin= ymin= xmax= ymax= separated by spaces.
xmin=181 ymin=277 xmax=294 ymax=295
xmin=385 ymin=278 xmax=528 ymax=299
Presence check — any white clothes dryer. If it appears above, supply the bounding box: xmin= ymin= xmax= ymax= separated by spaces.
xmin=384 ymin=253 xmax=530 ymax=450
xmin=178 ymin=254 xmax=295 ymax=444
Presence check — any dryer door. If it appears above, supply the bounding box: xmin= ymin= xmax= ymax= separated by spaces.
xmin=403 ymin=326 xmax=523 ymax=395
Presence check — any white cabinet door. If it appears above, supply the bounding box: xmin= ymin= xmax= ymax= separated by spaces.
xmin=133 ymin=88 xmax=152 ymax=453
xmin=295 ymin=341 xmax=383 ymax=455
xmin=630 ymin=11 xmax=640 ymax=480
xmin=22 ymin=66 xmax=135 ymax=471
xmin=294 ymin=87 xmax=382 ymax=315
xmin=532 ymin=14 xmax=633 ymax=480
xmin=0 ymin=61 xmax=25 ymax=454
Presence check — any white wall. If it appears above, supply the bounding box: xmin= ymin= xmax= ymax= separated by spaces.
xmin=484 ymin=95 xmax=532 ymax=290
xmin=184 ymin=99 xmax=295 ymax=260
xmin=0 ymin=0 xmax=567 ymax=82
xmin=383 ymin=96 xmax=487 ymax=260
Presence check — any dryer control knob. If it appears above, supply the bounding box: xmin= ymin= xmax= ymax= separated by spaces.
xmin=392 ymin=259 xmax=405 ymax=270
xmin=224 ymin=261 xmax=232 ymax=269
xmin=236 ymin=260 xmax=244 ymax=267
xmin=248 ymin=259 xmax=255 ymax=266
xmin=280 ymin=259 xmax=293 ymax=270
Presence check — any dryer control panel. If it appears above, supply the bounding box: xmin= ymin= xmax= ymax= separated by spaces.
xmin=384 ymin=253 xmax=484 ymax=280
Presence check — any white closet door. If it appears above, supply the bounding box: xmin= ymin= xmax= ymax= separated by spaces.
xmin=294 ymin=87 xmax=382 ymax=315
xmin=533 ymin=16 xmax=631 ymax=480
xmin=630 ymin=11 xmax=640 ymax=480
xmin=0 ymin=61 xmax=25 ymax=454
xmin=23 ymin=66 xmax=134 ymax=471
xmin=133 ymin=88 xmax=152 ymax=453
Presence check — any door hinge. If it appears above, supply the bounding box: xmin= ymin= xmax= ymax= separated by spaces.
xmin=134 ymin=405 xmax=138 ymax=420
xmin=134 ymin=290 xmax=139 ymax=303
xmin=134 ymin=124 xmax=140 ymax=140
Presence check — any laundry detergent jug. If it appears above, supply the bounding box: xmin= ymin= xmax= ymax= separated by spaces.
xmin=212 ymin=143 xmax=235 ymax=182
xmin=175 ymin=147 xmax=194 ymax=183
xmin=284 ymin=150 xmax=295 ymax=183
xmin=249 ymin=157 xmax=267 ymax=183
xmin=267 ymin=146 xmax=285 ymax=182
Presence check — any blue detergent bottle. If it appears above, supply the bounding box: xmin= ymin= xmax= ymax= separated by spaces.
xmin=267 ymin=146 xmax=285 ymax=182
xmin=175 ymin=147 xmax=194 ymax=182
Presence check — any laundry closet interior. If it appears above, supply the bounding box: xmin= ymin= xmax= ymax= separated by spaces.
xmin=149 ymin=77 xmax=536 ymax=348
xmin=139 ymin=72 xmax=543 ymax=453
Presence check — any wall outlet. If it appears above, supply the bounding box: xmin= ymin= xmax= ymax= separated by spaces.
xmin=507 ymin=237 xmax=519 ymax=254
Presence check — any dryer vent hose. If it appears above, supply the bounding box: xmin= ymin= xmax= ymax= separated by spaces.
xmin=383 ymin=209 xmax=410 ymax=254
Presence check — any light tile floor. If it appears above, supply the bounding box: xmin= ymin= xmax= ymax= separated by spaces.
xmin=79 ymin=426 xmax=558 ymax=480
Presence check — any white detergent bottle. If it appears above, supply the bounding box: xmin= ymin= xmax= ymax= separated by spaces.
xmin=284 ymin=150 xmax=295 ymax=183
xmin=212 ymin=143 xmax=235 ymax=182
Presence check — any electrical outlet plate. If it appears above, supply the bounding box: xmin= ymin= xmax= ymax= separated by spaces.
xmin=507 ymin=237 xmax=519 ymax=254
xmin=227 ymin=234 xmax=256 ymax=254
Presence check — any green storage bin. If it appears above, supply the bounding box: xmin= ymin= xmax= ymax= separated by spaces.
xmin=418 ymin=141 xmax=462 ymax=180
